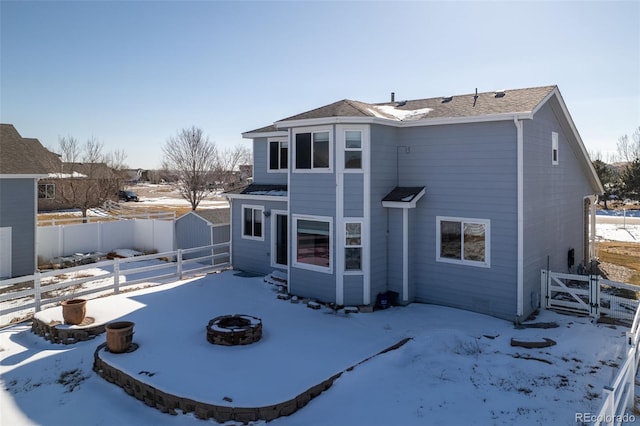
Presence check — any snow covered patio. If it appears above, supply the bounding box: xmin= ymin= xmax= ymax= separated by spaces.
xmin=0 ymin=270 xmax=635 ymax=425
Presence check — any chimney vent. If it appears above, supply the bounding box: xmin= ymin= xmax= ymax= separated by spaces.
xmin=391 ymin=92 xmax=395 ymax=102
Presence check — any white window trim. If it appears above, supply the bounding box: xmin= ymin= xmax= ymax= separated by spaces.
xmin=270 ymin=209 xmax=289 ymax=269
xmin=241 ymin=204 xmax=264 ymax=241
xmin=38 ymin=183 xmax=55 ymax=199
xmin=343 ymin=219 xmax=364 ymax=275
xmin=292 ymin=214 xmax=333 ymax=274
xmin=552 ymin=132 xmax=559 ymax=165
xmin=436 ymin=216 xmax=491 ymax=268
xmin=267 ymin=137 xmax=288 ymax=173
xmin=343 ymin=129 xmax=364 ymax=173
xmin=292 ymin=126 xmax=333 ymax=173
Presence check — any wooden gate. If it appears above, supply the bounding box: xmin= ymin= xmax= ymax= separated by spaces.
xmin=541 ymin=270 xmax=639 ymax=322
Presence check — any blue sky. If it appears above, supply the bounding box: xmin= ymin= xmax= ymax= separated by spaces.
xmin=1 ymin=1 xmax=639 ymax=169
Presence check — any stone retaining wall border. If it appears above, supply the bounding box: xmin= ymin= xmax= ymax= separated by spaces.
xmin=93 ymin=337 xmax=412 ymax=423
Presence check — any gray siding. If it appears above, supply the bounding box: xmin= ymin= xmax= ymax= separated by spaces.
xmin=522 ymin=100 xmax=596 ymax=319
xmin=252 ymin=138 xmax=288 ymax=185
xmin=343 ymin=275 xmax=364 ymax=305
xmin=0 ymin=178 xmax=37 ymax=277
xmin=230 ymin=198 xmax=287 ymax=275
xmin=175 ymin=212 xmax=230 ymax=263
xmin=343 ymin=173 xmax=363 ymax=217
xmin=369 ymin=124 xmax=400 ymax=301
xmin=394 ymin=121 xmax=519 ymax=320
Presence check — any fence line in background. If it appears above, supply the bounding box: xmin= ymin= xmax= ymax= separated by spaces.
xmin=0 ymin=243 xmax=229 ymax=326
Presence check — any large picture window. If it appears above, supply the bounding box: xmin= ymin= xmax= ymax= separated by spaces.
xmin=295 ymin=130 xmax=330 ymax=170
xmin=38 ymin=183 xmax=55 ymax=199
xmin=242 ymin=205 xmax=264 ymax=240
xmin=269 ymin=139 xmax=288 ymax=171
xmin=437 ymin=217 xmax=490 ymax=267
xmin=294 ymin=216 xmax=332 ymax=272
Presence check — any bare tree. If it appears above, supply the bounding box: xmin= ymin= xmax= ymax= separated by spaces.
xmin=55 ymin=136 xmax=124 ymax=219
xmin=616 ymin=126 xmax=640 ymax=163
xmin=213 ymin=145 xmax=252 ymax=190
xmin=162 ymin=126 xmax=218 ymax=210
xmin=58 ymin=135 xmax=81 ymax=163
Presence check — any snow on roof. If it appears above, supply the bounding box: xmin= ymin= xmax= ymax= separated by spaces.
xmin=367 ymin=105 xmax=433 ymax=121
xmin=47 ymin=172 xmax=88 ymax=178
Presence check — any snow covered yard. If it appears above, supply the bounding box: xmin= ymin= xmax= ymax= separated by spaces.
xmin=0 ymin=271 xmax=635 ymax=425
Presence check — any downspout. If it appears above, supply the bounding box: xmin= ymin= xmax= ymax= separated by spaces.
xmin=589 ymin=195 xmax=597 ymax=260
xmin=402 ymin=208 xmax=409 ymax=303
xmin=514 ymin=117 xmax=524 ymax=320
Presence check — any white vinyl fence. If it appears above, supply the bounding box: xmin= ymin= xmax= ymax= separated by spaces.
xmin=38 ymin=219 xmax=174 ymax=263
xmin=540 ymin=269 xmax=640 ymax=425
xmin=0 ymin=243 xmax=229 ymax=326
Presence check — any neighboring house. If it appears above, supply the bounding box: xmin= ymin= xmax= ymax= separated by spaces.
xmin=224 ymin=86 xmax=603 ymax=322
xmin=37 ymin=161 xmax=122 ymax=212
xmin=0 ymin=124 xmax=49 ymax=278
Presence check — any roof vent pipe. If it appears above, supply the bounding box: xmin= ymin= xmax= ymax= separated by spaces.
xmin=391 ymin=92 xmax=395 ymax=103
xmin=473 ymin=88 xmax=478 ymax=107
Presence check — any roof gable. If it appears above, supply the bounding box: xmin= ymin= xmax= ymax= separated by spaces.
xmin=0 ymin=124 xmax=60 ymax=176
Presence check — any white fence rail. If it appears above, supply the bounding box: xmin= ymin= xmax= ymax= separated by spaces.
xmin=592 ymin=304 xmax=640 ymax=426
xmin=540 ymin=270 xmax=639 ymax=322
xmin=0 ymin=243 xmax=229 ymax=326
xmin=540 ymin=270 xmax=640 ymax=425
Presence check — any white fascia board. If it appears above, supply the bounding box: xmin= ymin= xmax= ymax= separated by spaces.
xmin=274 ymin=113 xmax=534 ymax=130
xmin=541 ymin=88 xmax=604 ymax=194
xmin=382 ymin=188 xmax=426 ymax=209
xmin=241 ymin=131 xmax=288 ymax=139
xmin=223 ymin=193 xmax=289 ymax=202
xmin=0 ymin=174 xmax=48 ymax=179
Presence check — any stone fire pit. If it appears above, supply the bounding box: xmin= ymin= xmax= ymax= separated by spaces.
xmin=206 ymin=314 xmax=262 ymax=346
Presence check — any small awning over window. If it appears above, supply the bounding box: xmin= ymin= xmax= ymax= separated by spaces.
xmin=382 ymin=186 xmax=426 ymax=209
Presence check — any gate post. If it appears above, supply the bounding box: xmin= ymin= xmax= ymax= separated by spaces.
xmin=177 ymin=249 xmax=183 ymax=280
xmin=540 ymin=270 xmax=548 ymax=309
xmin=590 ymin=274 xmax=600 ymax=319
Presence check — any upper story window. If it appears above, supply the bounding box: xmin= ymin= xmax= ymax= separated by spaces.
xmin=38 ymin=183 xmax=55 ymax=199
xmin=269 ymin=139 xmax=288 ymax=171
xmin=344 ymin=131 xmax=362 ymax=169
xmin=552 ymin=132 xmax=559 ymax=165
xmin=436 ymin=216 xmax=490 ymax=268
xmin=295 ymin=129 xmax=331 ymax=171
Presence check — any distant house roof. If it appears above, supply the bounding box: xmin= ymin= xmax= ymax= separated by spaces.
xmin=192 ymin=208 xmax=230 ymax=225
xmin=0 ymin=124 xmax=58 ymax=176
xmin=224 ymin=184 xmax=287 ymax=197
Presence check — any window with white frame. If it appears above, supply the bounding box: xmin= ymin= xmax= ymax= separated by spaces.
xmin=295 ymin=130 xmax=330 ymax=170
xmin=269 ymin=139 xmax=288 ymax=171
xmin=242 ymin=205 xmax=264 ymax=240
xmin=552 ymin=132 xmax=559 ymax=165
xmin=344 ymin=221 xmax=362 ymax=271
xmin=294 ymin=216 xmax=332 ymax=272
xmin=38 ymin=183 xmax=55 ymax=199
xmin=437 ymin=217 xmax=490 ymax=267
xmin=344 ymin=130 xmax=362 ymax=169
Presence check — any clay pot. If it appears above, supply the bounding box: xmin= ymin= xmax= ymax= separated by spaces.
xmin=105 ymin=321 xmax=135 ymax=353
xmin=61 ymin=299 xmax=87 ymax=325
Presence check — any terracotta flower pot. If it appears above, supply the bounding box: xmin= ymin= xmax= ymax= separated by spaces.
xmin=105 ymin=321 xmax=135 ymax=353
xmin=61 ymin=299 xmax=87 ymax=325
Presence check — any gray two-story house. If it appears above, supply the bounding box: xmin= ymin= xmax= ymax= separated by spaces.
xmin=225 ymin=86 xmax=603 ymax=322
